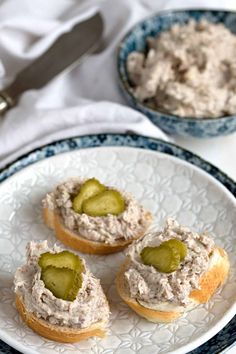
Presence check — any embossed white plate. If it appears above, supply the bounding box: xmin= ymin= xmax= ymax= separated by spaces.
xmin=0 ymin=146 xmax=235 ymax=354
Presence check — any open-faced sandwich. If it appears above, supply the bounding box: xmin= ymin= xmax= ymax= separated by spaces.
xmin=42 ymin=178 xmax=152 ymax=254
xmin=14 ymin=241 xmax=110 ymax=342
xmin=116 ymin=218 xmax=229 ymax=323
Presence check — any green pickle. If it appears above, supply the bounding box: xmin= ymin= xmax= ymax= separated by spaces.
xmin=141 ymin=245 xmax=181 ymax=273
xmin=82 ymin=190 xmax=125 ymax=216
xmin=38 ymin=250 xmax=84 ymax=272
xmin=41 ymin=266 xmax=82 ymax=301
xmin=161 ymin=239 xmax=187 ymax=260
xmin=72 ymin=178 xmax=106 ymax=213
xmin=38 ymin=251 xmax=83 ymax=301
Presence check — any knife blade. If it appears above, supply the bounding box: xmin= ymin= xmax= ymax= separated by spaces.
xmin=0 ymin=12 xmax=103 ymax=115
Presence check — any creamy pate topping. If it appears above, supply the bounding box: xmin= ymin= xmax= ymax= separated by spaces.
xmin=14 ymin=241 xmax=109 ymax=328
xmin=43 ymin=178 xmax=151 ymax=244
xmin=124 ymin=218 xmax=215 ymax=307
xmin=127 ymin=19 xmax=236 ymax=118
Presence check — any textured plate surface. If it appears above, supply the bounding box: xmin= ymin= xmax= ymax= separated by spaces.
xmin=0 ymin=134 xmax=235 ymax=354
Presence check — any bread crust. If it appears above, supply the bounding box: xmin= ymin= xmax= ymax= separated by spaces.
xmin=116 ymin=247 xmax=229 ymax=323
xmin=189 ymin=247 xmax=229 ymax=303
xmin=43 ymin=207 xmax=153 ymax=255
xmin=15 ymin=295 xmax=107 ymax=343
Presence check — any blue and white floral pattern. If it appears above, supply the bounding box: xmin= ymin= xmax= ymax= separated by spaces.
xmin=0 ymin=134 xmax=235 ymax=354
xmin=1 ymin=134 xmax=235 ymax=196
xmin=117 ymin=10 xmax=236 ymax=138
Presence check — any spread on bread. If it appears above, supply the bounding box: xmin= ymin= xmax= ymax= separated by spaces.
xmin=42 ymin=178 xmax=152 ymax=254
xmin=116 ymin=218 xmax=229 ymax=322
xmin=14 ymin=241 xmax=109 ymax=341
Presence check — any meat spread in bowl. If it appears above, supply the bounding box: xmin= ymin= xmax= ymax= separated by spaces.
xmin=127 ymin=19 xmax=236 ymax=118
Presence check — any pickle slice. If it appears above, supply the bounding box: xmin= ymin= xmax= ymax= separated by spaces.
xmin=72 ymin=178 xmax=106 ymax=213
xmin=38 ymin=251 xmax=84 ymax=272
xmin=41 ymin=266 xmax=82 ymax=301
xmin=140 ymin=245 xmax=180 ymax=273
xmin=67 ymin=271 xmax=83 ymax=301
xmin=161 ymin=239 xmax=187 ymax=260
xmin=82 ymin=190 xmax=125 ymax=216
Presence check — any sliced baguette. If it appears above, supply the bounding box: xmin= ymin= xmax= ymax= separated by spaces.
xmin=16 ymin=295 xmax=107 ymax=343
xmin=43 ymin=207 xmax=153 ymax=255
xmin=116 ymin=247 xmax=229 ymax=323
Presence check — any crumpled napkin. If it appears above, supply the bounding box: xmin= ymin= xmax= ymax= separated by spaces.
xmin=0 ymin=0 xmax=169 ymax=168
xmin=0 ymin=0 xmax=235 ymax=169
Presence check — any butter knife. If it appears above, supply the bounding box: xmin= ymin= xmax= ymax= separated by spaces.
xmin=0 ymin=12 xmax=103 ymax=115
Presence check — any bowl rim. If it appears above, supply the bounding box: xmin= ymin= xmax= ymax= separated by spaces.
xmin=117 ymin=8 xmax=236 ymax=123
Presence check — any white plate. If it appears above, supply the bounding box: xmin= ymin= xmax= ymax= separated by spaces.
xmin=0 ymin=146 xmax=235 ymax=354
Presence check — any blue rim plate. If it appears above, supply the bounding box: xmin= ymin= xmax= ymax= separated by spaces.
xmin=0 ymin=133 xmax=235 ymax=354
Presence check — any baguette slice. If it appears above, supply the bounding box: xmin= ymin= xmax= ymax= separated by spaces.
xmin=16 ymin=295 xmax=108 ymax=343
xmin=43 ymin=207 xmax=153 ymax=255
xmin=116 ymin=247 xmax=229 ymax=323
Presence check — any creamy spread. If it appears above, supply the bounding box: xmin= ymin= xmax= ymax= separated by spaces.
xmin=43 ymin=178 xmax=151 ymax=244
xmin=127 ymin=19 xmax=236 ymax=118
xmin=124 ymin=218 xmax=215 ymax=309
xmin=14 ymin=241 xmax=110 ymax=328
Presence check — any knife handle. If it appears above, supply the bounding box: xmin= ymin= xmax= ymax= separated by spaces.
xmin=0 ymin=91 xmax=14 ymax=115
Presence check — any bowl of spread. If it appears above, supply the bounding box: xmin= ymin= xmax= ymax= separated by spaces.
xmin=117 ymin=9 xmax=236 ymax=137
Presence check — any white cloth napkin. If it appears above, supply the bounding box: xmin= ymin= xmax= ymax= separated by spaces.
xmin=0 ymin=0 xmax=236 ymax=170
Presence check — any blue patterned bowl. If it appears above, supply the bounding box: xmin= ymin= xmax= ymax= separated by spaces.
xmin=117 ymin=9 xmax=236 ymax=138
